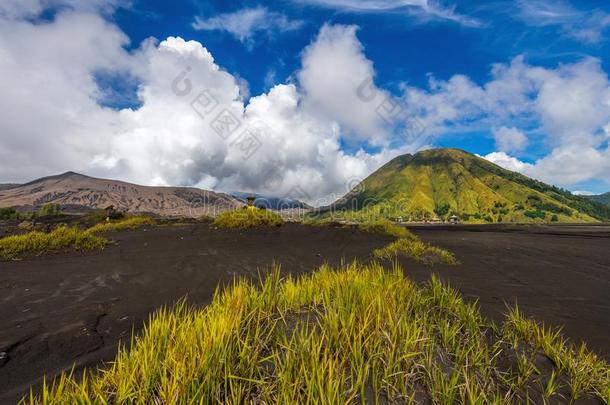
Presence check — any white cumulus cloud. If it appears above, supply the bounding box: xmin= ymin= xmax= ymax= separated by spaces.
xmin=493 ymin=127 xmax=528 ymax=153
xmin=0 ymin=7 xmax=406 ymax=205
xmin=482 ymin=152 xmax=534 ymax=174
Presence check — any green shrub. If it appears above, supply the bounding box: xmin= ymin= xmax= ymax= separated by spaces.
xmin=0 ymin=207 xmax=17 ymax=219
xmin=213 ymin=208 xmax=283 ymax=229
xmin=0 ymin=207 xmax=34 ymax=221
xmin=0 ymin=207 xmax=20 ymax=220
xmin=524 ymin=210 xmax=546 ymax=220
xmin=358 ymin=219 xmax=416 ymax=239
xmin=0 ymin=226 xmax=108 ymax=260
xmin=29 ymin=263 xmax=609 ymax=404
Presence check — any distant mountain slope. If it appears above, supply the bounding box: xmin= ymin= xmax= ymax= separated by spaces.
xmin=584 ymin=192 xmax=610 ymax=206
xmin=230 ymin=192 xmax=311 ymax=210
xmin=0 ymin=172 xmax=242 ymax=217
xmin=0 ymin=184 xmax=20 ymax=191
xmin=331 ymin=149 xmax=610 ymax=223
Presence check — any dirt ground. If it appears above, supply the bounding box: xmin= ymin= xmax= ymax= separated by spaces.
xmin=1 ymin=223 xmax=609 ymax=403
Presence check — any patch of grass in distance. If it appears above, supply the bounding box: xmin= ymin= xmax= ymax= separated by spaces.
xmin=358 ymin=219 xmax=416 ymax=239
xmin=213 ymin=207 xmax=283 ymax=229
xmin=86 ymin=216 xmax=155 ymax=235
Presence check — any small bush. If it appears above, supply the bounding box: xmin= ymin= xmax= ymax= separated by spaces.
xmin=525 ymin=210 xmax=546 ymax=220
xmin=213 ymin=208 xmax=283 ymax=229
xmin=0 ymin=207 xmax=32 ymax=221
xmin=86 ymin=216 xmax=155 ymax=235
xmin=0 ymin=207 xmax=18 ymax=220
xmin=374 ymin=238 xmax=459 ymax=266
xmin=359 ymin=219 xmax=416 ymax=239
xmin=0 ymin=226 xmax=108 ymax=260
xmin=38 ymin=203 xmax=62 ymax=217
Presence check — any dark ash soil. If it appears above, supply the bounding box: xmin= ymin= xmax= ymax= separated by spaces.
xmin=1 ymin=223 xmax=609 ymax=403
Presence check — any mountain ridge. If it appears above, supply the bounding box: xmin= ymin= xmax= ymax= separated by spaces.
xmin=3 ymin=150 xmax=609 ymax=222
xmin=0 ymin=172 xmax=243 ymax=217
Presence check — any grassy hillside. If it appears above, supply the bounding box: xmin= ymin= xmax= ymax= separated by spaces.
xmin=327 ymin=149 xmax=610 ymax=223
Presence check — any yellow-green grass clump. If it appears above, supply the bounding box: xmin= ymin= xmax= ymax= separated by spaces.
xmin=28 ymin=263 xmax=609 ymax=404
xmin=357 ymin=218 xmax=458 ymax=266
xmin=213 ymin=207 xmax=283 ymax=229
xmin=358 ymin=218 xmax=416 ymax=239
xmin=86 ymin=215 xmax=155 ymax=235
xmin=374 ymin=238 xmax=460 ymax=266
xmin=0 ymin=216 xmax=155 ymax=260
xmin=0 ymin=226 xmax=108 ymax=260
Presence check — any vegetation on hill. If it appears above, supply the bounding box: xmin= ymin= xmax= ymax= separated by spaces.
xmin=0 ymin=207 xmax=30 ymax=221
xmin=213 ymin=207 xmax=283 ymax=229
xmin=322 ymin=149 xmax=610 ymax=224
xmin=37 ymin=203 xmax=62 ymax=217
xmin=28 ymin=263 xmax=609 ymax=404
xmin=0 ymin=203 xmax=62 ymax=221
xmin=584 ymin=192 xmax=610 ymax=207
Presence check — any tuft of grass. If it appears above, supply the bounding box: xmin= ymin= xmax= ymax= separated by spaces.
xmin=374 ymin=238 xmax=460 ymax=266
xmin=213 ymin=207 xmax=283 ymax=229
xmin=358 ymin=218 xmax=459 ymax=266
xmin=0 ymin=226 xmax=108 ymax=260
xmin=86 ymin=216 xmax=155 ymax=235
xmin=502 ymin=306 xmax=610 ymax=401
xmin=358 ymin=218 xmax=416 ymax=239
xmin=26 ymin=263 xmax=609 ymax=404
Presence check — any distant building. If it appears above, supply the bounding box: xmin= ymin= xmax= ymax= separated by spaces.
xmin=449 ymin=215 xmax=460 ymax=224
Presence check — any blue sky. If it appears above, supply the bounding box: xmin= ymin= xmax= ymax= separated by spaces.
xmin=112 ymin=0 xmax=610 ymax=97
xmin=2 ymin=0 xmax=610 ymax=200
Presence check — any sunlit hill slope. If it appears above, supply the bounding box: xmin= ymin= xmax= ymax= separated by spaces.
xmin=330 ymin=149 xmax=610 ymax=223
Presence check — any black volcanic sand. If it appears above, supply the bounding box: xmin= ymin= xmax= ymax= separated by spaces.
xmin=1 ymin=223 xmax=610 ymax=402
